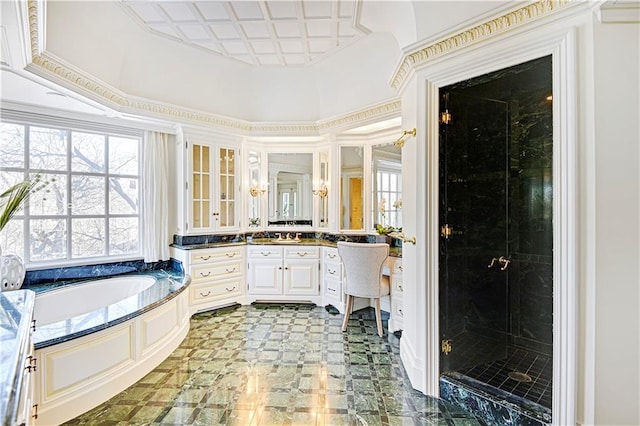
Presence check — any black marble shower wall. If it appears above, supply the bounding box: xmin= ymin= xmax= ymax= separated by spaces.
xmin=439 ymin=55 xmax=553 ymax=358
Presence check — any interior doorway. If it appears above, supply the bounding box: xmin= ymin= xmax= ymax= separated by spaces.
xmin=438 ymin=56 xmax=554 ymax=419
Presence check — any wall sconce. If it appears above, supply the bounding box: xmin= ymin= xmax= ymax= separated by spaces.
xmin=393 ymin=128 xmax=417 ymax=148
xmin=249 ymin=186 xmax=266 ymax=197
xmin=312 ymin=185 xmax=328 ymax=198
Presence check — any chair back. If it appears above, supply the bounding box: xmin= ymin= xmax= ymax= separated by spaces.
xmin=337 ymin=242 xmax=389 ymax=298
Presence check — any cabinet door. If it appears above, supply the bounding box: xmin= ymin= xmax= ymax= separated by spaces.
xmin=188 ymin=141 xmax=239 ymax=232
xmin=284 ymin=259 xmax=319 ymax=295
xmin=248 ymin=259 xmax=282 ymax=295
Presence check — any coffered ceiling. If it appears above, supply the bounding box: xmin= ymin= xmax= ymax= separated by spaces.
xmin=120 ymin=0 xmax=368 ymax=67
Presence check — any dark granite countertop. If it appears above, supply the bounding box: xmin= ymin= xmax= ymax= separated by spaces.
xmin=30 ymin=269 xmax=190 ymax=349
xmin=1 ymin=289 xmax=36 ymax=426
xmin=172 ymin=238 xmax=402 ymax=257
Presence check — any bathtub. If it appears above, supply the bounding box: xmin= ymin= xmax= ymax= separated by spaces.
xmin=31 ymin=272 xmax=191 ymax=425
xmin=34 ymin=275 xmax=156 ymax=326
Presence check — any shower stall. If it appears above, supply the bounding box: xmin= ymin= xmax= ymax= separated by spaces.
xmin=438 ymin=56 xmax=553 ymax=423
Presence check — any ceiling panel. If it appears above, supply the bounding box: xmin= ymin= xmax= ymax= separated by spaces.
xmin=120 ymin=0 xmax=368 ymax=67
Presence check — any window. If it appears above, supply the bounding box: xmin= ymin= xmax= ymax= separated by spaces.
xmin=0 ymin=121 xmax=142 ymax=265
xmin=374 ymin=160 xmax=402 ymax=229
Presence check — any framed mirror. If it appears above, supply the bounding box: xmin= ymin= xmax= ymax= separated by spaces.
xmin=340 ymin=146 xmax=364 ymax=230
xmin=268 ymin=153 xmax=313 ymax=226
xmin=372 ymin=143 xmax=402 ymax=232
xmin=247 ymin=151 xmax=262 ymax=228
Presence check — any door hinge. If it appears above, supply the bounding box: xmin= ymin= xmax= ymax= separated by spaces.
xmin=441 ymin=110 xmax=452 ymax=124
xmin=441 ymin=339 xmax=452 ymax=355
xmin=440 ymin=224 xmax=453 ymax=239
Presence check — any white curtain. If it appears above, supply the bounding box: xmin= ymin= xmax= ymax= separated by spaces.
xmin=142 ymin=131 xmax=170 ymax=262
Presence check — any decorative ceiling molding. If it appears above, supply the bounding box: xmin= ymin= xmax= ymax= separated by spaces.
xmin=389 ymin=0 xmax=572 ymax=91
xmin=23 ymin=0 xmax=399 ymax=136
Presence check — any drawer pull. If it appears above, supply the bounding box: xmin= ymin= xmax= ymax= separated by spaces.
xmin=33 ymin=403 xmax=38 ymax=420
xmin=398 ymin=308 xmax=403 ymax=317
xmin=398 ymin=265 xmax=403 ymax=271
xmin=328 ymin=269 xmax=337 ymax=275
xmin=297 ymin=252 xmax=308 ymax=257
xmin=225 ymin=267 xmax=237 ymax=273
xmin=225 ymin=286 xmax=236 ymax=292
xmin=398 ymin=284 xmax=403 ymax=291
xmin=328 ymin=253 xmax=337 ymax=259
xmin=261 ymin=251 xmax=272 ymax=256
xmin=225 ymin=252 xmax=237 ymax=258
xmin=199 ymin=271 xmax=212 ymax=277
xmin=199 ymin=291 xmax=212 ymax=297
xmin=199 ymin=255 xmax=212 ymax=261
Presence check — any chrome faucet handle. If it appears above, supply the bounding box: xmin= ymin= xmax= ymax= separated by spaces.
xmin=275 ymin=233 xmax=282 ymax=240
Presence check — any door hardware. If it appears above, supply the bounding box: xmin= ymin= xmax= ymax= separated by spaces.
xmin=488 ymin=256 xmax=510 ymax=270
xmin=441 ymin=339 xmax=452 ymax=355
xmin=440 ymin=224 xmax=453 ymax=239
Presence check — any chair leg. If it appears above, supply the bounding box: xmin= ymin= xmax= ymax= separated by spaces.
xmin=342 ymin=295 xmax=352 ymax=332
xmin=375 ymin=298 xmax=383 ymax=337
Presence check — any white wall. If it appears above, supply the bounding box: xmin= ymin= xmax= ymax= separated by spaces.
xmin=592 ymin=18 xmax=640 ymax=426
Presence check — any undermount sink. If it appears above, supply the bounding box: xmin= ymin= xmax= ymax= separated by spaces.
xmin=271 ymin=239 xmax=301 ymax=244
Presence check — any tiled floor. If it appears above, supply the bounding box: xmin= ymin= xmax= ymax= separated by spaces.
xmin=64 ymin=304 xmax=484 ymax=425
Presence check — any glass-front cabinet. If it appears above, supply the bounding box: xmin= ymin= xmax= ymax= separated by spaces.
xmin=184 ymin=135 xmax=239 ymax=233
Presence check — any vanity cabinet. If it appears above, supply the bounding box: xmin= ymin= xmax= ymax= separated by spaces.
xmin=322 ymin=247 xmax=344 ymax=312
xmin=388 ymin=257 xmax=404 ymax=332
xmin=179 ymin=134 xmax=240 ymax=234
xmin=172 ymin=246 xmax=245 ymax=312
xmin=247 ymin=246 xmax=320 ymax=300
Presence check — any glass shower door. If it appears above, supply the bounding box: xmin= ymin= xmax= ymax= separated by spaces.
xmin=439 ymin=91 xmax=510 ymax=372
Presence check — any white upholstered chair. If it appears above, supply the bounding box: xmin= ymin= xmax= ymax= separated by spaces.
xmin=337 ymin=242 xmax=390 ymax=337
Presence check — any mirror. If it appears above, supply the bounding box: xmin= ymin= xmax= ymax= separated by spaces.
xmin=268 ymin=153 xmax=313 ymax=226
xmin=340 ymin=146 xmax=364 ymax=230
xmin=372 ymin=143 xmax=402 ymax=232
xmin=318 ymin=152 xmax=328 ymax=228
xmin=247 ymin=151 xmax=262 ymax=227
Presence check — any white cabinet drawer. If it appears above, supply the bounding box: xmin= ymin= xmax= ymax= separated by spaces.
xmin=191 ymin=259 xmax=243 ymax=282
xmin=284 ymin=246 xmax=319 ymax=259
xmin=392 ymin=275 xmax=404 ymax=295
xmin=190 ymin=246 xmax=243 ymax=264
xmin=248 ymin=246 xmax=283 ymax=258
xmin=323 ymin=247 xmax=340 ymax=262
xmin=324 ymin=261 xmax=341 ymax=279
xmin=191 ymin=278 xmax=243 ymax=304
xmin=325 ymin=278 xmax=341 ymax=297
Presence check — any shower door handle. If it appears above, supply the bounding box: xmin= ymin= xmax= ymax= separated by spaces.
xmin=488 ymin=256 xmax=510 ymax=270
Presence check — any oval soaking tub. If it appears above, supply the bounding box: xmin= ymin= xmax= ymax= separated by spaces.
xmin=31 ymin=272 xmax=190 ymax=425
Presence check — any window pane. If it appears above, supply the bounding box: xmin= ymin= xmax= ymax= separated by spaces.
xmin=72 ymin=218 xmax=105 ymax=257
xmin=72 ymin=132 xmax=105 ymax=173
xmin=72 ymin=176 xmax=105 ymax=215
xmin=0 ymin=219 xmax=24 ymax=257
xmin=0 ymin=123 xmax=25 ymax=168
xmin=109 ymin=177 xmax=138 ymax=214
xmin=0 ymin=172 xmax=27 ymax=217
xmin=30 ymin=219 xmax=66 ymax=261
xmin=29 ymin=127 xmax=68 ymax=171
xmin=29 ymin=173 xmax=67 ymax=216
xmin=109 ymin=137 xmax=138 ymax=175
xmin=109 ymin=217 xmax=139 ymax=255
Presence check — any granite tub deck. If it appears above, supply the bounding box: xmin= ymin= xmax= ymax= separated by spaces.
xmin=30 ymin=269 xmax=190 ymax=349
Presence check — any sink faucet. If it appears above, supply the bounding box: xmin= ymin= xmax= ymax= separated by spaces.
xmin=295 ymin=233 xmax=301 ymax=241
xmin=286 ymin=233 xmax=292 ymax=240
xmin=275 ymin=233 xmax=282 ymax=240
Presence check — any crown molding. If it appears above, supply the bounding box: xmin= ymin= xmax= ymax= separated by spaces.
xmin=21 ymin=0 xmax=400 ymax=136
xmin=389 ymin=0 xmax=572 ymax=92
